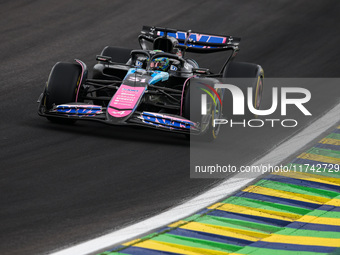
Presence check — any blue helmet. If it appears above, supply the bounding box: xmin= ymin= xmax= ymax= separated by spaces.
xmin=150 ymin=57 xmax=170 ymax=71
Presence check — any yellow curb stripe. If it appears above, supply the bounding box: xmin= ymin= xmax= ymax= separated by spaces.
xmin=262 ymin=234 xmax=340 ymax=247
xmin=122 ymin=239 xmax=141 ymax=246
xmin=209 ymin=203 xmax=300 ymax=221
xmin=178 ymin=221 xmax=264 ymax=242
xmin=134 ymin=239 xmax=231 ymax=255
xmin=298 ymin=215 xmax=340 ymax=226
xmin=298 ymin=153 xmax=340 ymax=165
xmin=319 ymin=137 xmax=340 ymax=146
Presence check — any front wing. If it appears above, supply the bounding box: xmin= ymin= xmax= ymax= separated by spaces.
xmin=37 ymin=100 xmax=200 ymax=135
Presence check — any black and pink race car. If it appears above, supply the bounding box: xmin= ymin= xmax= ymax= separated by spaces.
xmin=37 ymin=26 xmax=263 ymax=140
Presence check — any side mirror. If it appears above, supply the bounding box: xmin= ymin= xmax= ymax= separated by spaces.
xmin=96 ymin=55 xmax=112 ymax=63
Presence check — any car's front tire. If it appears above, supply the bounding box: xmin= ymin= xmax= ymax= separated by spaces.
xmin=183 ymin=78 xmax=222 ymax=141
xmin=44 ymin=62 xmax=82 ymax=123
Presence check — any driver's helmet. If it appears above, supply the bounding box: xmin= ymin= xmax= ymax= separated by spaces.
xmin=150 ymin=57 xmax=170 ymax=71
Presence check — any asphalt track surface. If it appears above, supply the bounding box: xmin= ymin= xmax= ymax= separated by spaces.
xmin=0 ymin=1 xmax=339 ymax=254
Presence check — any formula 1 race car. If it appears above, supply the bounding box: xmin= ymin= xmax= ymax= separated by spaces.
xmin=37 ymin=26 xmax=264 ymax=140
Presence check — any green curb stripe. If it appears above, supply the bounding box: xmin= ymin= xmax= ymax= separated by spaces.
xmin=307 ymin=147 xmax=340 ymax=158
xmin=327 ymin=133 xmax=340 ymax=140
xmin=278 ymin=228 xmax=340 ymax=238
xmin=183 ymin=214 xmax=202 ymax=222
xmin=195 ymin=214 xmax=283 ymax=233
xmin=254 ymin=179 xmax=339 ymax=198
xmin=189 ymin=215 xmax=271 ymax=234
xmin=308 ymin=210 xmax=340 ymax=219
xmin=223 ymin=196 xmax=311 ymax=215
xmin=153 ymin=233 xmax=241 ymax=252
xmin=101 ymin=252 xmax=129 ymax=255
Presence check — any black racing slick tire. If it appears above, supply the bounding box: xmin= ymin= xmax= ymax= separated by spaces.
xmin=183 ymin=78 xmax=222 ymax=141
xmin=223 ymin=61 xmax=264 ymax=118
xmin=45 ymin=62 xmax=82 ymax=123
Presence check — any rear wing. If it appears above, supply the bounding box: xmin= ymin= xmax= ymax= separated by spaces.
xmin=139 ymin=25 xmax=240 ymax=53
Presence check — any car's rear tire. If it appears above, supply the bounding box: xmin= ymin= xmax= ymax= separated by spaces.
xmin=223 ymin=61 xmax=264 ymax=118
xmin=45 ymin=62 xmax=82 ymax=123
xmin=92 ymin=46 xmax=133 ymax=105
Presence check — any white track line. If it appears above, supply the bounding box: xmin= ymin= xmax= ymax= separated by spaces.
xmin=50 ymin=102 xmax=340 ymax=255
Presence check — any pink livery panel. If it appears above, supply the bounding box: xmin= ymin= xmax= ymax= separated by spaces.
xmin=108 ymin=85 xmax=145 ymax=118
